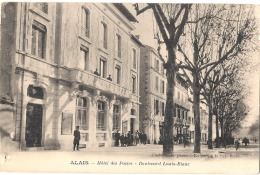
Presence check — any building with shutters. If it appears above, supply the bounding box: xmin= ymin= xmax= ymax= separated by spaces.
xmin=1 ymin=2 xmax=142 ymax=151
xmin=139 ymin=45 xmax=191 ymax=144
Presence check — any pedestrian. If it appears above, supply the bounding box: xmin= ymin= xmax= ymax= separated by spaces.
xmin=143 ymin=133 xmax=147 ymax=145
xmin=73 ymin=126 xmax=80 ymax=151
xmin=235 ymin=138 xmax=240 ymax=151
xmin=183 ymin=135 xmax=187 ymax=148
xmin=124 ymin=133 xmax=128 ymax=146
xmin=127 ymin=131 xmax=131 ymax=146
xmin=120 ymin=133 xmax=125 ymax=147
xmin=135 ymin=130 xmax=140 ymax=145
xmin=114 ymin=130 xmax=120 ymax=146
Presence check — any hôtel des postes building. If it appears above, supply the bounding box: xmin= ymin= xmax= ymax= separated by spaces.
xmin=1 ymin=2 xmax=142 ymax=151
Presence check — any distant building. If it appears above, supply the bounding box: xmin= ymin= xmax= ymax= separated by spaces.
xmin=139 ymin=45 xmax=190 ymax=144
xmin=139 ymin=45 xmax=166 ymax=144
xmin=1 ymin=2 xmax=142 ymax=151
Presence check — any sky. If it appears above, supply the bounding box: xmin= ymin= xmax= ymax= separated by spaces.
xmin=126 ymin=3 xmax=260 ymax=129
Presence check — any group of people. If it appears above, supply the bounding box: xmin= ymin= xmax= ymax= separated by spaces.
xmin=114 ymin=130 xmax=147 ymax=147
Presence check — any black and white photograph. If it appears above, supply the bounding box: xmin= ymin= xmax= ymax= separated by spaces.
xmin=0 ymin=1 xmax=259 ymax=174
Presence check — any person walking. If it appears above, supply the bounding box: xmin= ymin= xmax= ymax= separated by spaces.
xmin=120 ymin=133 xmax=125 ymax=147
xmin=183 ymin=135 xmax=187 ymax=148
xmin=235 ymin=138 xmax=240 ymax=151
xmin=135 ymin=130 xmax=140 ymax=145
xmin=73 ymin=126 xmax=80 ymax=151
xmin=114 ymin=130 xmax=120 ymax=146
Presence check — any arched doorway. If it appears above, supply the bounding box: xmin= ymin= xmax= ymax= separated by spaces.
xmin=25 ymin=103 xmax=43 ymax=147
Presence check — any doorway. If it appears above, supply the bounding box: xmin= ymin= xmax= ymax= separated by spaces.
xmin=25 ymin=103 xmax=43 ymax=147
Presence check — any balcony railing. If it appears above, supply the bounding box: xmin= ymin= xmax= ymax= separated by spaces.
xmin=70 ymin=69 xmax=131 ymax=98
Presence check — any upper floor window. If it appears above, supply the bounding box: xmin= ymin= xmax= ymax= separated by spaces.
xmin=154 ymin=100 xmax=159 ymax=115
xmin=132 ymin=49 xmax=137 ymax=69
xmin=161 ymin=63 xmax=164 ymax=75
xmin=161 ymin=102 xmax=165 ymax=116
xmin=101 ymin=22 xmax=108 ymax=49
xmin=27 ymin=85 xmax=44 ymax=99
xmin=100 ymin=58 xmax=107 ymax=78
xmin=31 ymin=21 xmax=46 ymax=59
xmin=116 ymin=34 xmax=121 ymax=58
xmin=115 ymin=65 xmax=121 ymax=84
xmin=156 ymin=60 xmax=159 ymax=71
xmin=132 ymin=75 xmax=136 ymax=94
xmin=80 ymin=46 xmax=88 ymax=70
xmin=82 ymin=8 xmax=90 ymax=38
xmin=178 ymin=91 xmax=180 ymax=100
xmin=161 ymin=80 xmax=165 ymax=94
xmin=33 ymin=3 xmax=48 ymax=13
xmin=155 ymin=77 xmax=159 ymax=90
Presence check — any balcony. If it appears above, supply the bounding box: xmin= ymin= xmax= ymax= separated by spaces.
xmin=70 ymin=69 xmax=131 ymax=98
xmin=174 ymin=117 xmax=190 ymax=127
xmin=174 ymin=98 xmax=190 ymax=110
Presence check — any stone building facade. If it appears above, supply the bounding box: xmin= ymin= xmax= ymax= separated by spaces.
xmin=139 ymin=45 xmax=191 ymax=144
xmin=1 ymin=2 xmax=141 ymax=151
xmin=139 ymin=45 xmax=167 ymax=144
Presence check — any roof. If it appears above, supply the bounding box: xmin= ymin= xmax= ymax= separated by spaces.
xmin=131 ymin=35 xmax=144 ymax=47
xmin=113 ymin=3 xmax=138 ymax=23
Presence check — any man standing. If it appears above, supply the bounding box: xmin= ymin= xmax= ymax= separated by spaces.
xmin=73 ymin=126 xmax=80 ymax=151
xmin=114 ymin=130 xmax=120 ymax=146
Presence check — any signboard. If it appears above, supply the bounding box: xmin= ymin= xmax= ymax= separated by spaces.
xmin=61 ymin=113 xmax=73 ymax=135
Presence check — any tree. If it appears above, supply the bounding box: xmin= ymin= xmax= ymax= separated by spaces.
xmin=175 ymin=4 xmax=257 ymax=153
xmin=133 ymin=3 xmax=192 ymax=156
xmin=248 ymin=120 xmax=259 ymax=140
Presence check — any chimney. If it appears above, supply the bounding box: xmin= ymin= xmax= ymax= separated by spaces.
xmin=135 ymin=35 xmax=140 ymax=39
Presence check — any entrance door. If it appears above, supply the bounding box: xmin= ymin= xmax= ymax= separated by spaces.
xmin=25 ymin=103 xmax=43 ymax=147
xmin=130 ymin=118 xmax=134 ymax=134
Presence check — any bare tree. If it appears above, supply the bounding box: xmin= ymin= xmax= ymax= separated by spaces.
xmin=176 ymin=4 xmax=258 ymax=153
xmin=133 ymin=3 xmax=192 ymax=156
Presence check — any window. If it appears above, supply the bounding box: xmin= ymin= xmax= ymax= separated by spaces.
xmin=115 ymin=65 xmax=121 ymax=84
xmin=192 ymin=118 xmax=194 ymax=124
xmin=113 ymin=105 xmax=120 ymax=130
xmin=31 ymin=21 xmax=46 ymax=59
xmin=156 ymin=60 xmax=159 ymax=71
xmin=155 ymin=77 xmax=159 ymax=90
xmin=100 ymin=58 xmax=106 ymax=78
xmin=82 ymin=8 xmax=90 ymax=38
xmin=132 ymin=49 xmax=137 ymax=69
xmin=131 ymin=109 xmax=135 ymax=115
xmin=155 ymin=100 xmax=159 ymax=115
xmin=178 ymin=91 xmax=180 ymax=100
xmin=161 ymin=63 xmax=164 ymax=75
xmin=161 ymin=80 xmax=165 ymax=93
xmin=132 ymin=76 xmax=136 ymax=94
xmin=182 ymin=110 xmax=185 ymax=119
xmin=76 ymin=96 xmax=88 ymax=130
xmin=97 ymin=101 xmax=106 ymax=131
xmin=80 ymin=46 xmax=88 ymax=70
xmin=177 ymin=108 xmax=180 ymax=118
xmin=101 ymin=22 xmax=108 ymax=49
xmin=27 ymin=85 xmax=44 ymax=99
xmin=33 ymin=3 xmax=48 ymax=13
xmin=161 ymin=102 xmax=165 ymax=116
xmin=116 ymin=34 xmax=121 ymax=58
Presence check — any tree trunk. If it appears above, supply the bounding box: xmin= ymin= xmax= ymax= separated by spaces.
xmin=207 ymin=102 xmax=213 ymax=149
xmin=215 ymin=112 xmax=220 ymax=148
xmin=162 ymin=47 xmax=176 ymax=156
xmin=193 ymin=83 xmax=201 ymax=153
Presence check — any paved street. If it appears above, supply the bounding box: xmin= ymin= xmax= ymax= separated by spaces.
xmin=0 ymin=143 xmax=259 ymax=174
